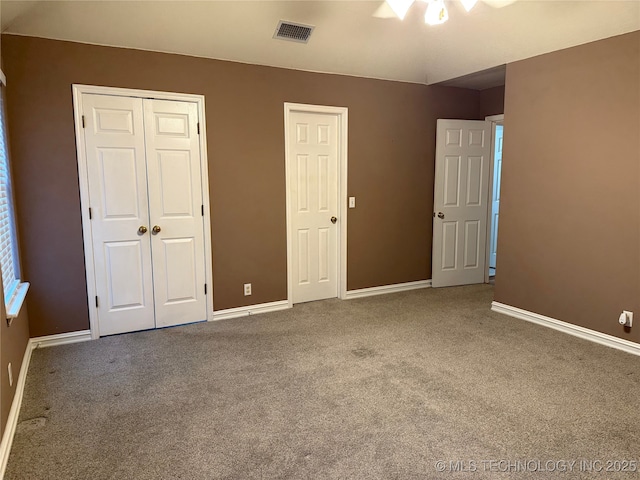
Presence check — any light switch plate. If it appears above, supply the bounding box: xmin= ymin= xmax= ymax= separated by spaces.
xmin=349 ymin=197 xmax=356 ymax=208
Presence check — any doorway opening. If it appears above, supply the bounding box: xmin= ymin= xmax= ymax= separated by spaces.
xmin=431 ymin=116 xmax=504 ymax=288
xmin=284 ymin=103 xmax=348 ymax=305
xmin=485 ymin=114 xmax=504 ymax=284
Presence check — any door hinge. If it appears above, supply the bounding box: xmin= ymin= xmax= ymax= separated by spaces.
xmin=197 ymin=123 xmax=200 ymax=135
xmin=95 ymin=296 xmax=99 ymax=308
xmin=82 ymin=115 xmax=86 ymax=128
xmin=201 ymin=205 xmax=204 ymax=216
xmin=89 ymin=207 xmax=92 ymax=219
xmin=204 ymin=283 xmax=207 ymax=295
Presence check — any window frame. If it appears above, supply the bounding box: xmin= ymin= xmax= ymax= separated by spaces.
xmin=0 ymin=69 xmax=29 ymax=319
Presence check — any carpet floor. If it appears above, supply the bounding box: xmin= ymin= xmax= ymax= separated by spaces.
xmin=6 ymin=285 xmax=640 ymax=479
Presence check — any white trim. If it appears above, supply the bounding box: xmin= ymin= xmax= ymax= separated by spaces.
xmin=197 ymin=98 xmax=215 ymax=325
xmin=485 ymin=114 xmax=504 ymax=122
xmin=284 ymin=103 xmax=349 ymax=307
xmin=0 ymin=340 xmax=33 ymax=478
xmin=212 ymin=300 xmax=290 ymax=321
xmin=339 ymin=108 xmax=349 ymax=301
xmin=72 ymin=84 xmax=214 ymax=339
xmin=72 ymin=84 xmax=210 ymax=104
xmin=5 ymin=283 xmax=29 ymax=320
xmin=345 ymin=280 xmax=431 ymax=299
xmin=30 ymin=330 xmax=92 ymax=349
xmin=71 ymin=86 xmax=97 ymax=337
xmin=491 ymin=302 xmax=640 ymax=357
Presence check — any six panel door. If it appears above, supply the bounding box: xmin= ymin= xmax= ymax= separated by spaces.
xmin=432 ymin=119 xmax=491 ymax=288
xmin=288 ymin=111 xmax=339 ymax=303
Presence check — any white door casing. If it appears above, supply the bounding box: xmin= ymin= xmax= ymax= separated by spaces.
xmin=74 ymin=85 xmax=213 ymax=339
xmin=82 ymin=94 xmax=156 ymax=336
xmin=144 ymin=99 xmax=207 ymax=328
xmin=489 ymin=124 xmax=504 ymax=270
xmin=432 ymin=119 xmax=491 ymax=288
xmin=284 ymin=103 xmax=348 ymax=305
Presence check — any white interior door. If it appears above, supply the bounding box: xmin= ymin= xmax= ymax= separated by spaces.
xmin=489 ymin=124 xmax=504 ymax=270
xmin=144 ymin=99 xmax=207 ymax=328
xmin=82 ymin=93 xmax=206 ymax=335
xmin=288 ymin=111 xmax=339 ymax=303
xmin=82 ymin=94 xmax=155 ymax=336
xmin=432 ymin=119 xmax=491 ymax=288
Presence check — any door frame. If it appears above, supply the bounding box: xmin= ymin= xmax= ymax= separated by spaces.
xmin=284 ymin=103 xmax=348 ymax=306
xmin=484 ymin=114 xmax=504 ymax=283
xmin=72 ymin=84 xmax=214 ymax=339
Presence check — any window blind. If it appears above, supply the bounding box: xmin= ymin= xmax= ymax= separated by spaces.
xmin=0 ymin=86 xmax=20 ymax=303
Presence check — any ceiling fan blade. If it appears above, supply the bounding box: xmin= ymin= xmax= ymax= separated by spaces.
xmin=373 ymin=2 xmax=398 ymax=19
xmin=482 ymin=0 xmax=518 ymax=8
xmin=372 ymin=0 xmax=517 ymax=19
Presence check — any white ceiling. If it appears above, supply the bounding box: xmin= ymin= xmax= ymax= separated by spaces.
xmin=2 ymin=1 xmax=639 ymax=89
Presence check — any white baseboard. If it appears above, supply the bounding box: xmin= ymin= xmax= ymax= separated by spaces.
xmin=344 ymin=280 xmax=432 ymax=299
xmin=212 ymin=300 xmax=290 ymax=321
xmin=0 ymin=341 xmax=34 ymax=478
xmin=30 ymin=330 xmax=92 ymax=349
xmin=213 ymin=282 xmax=433 ymax=318
xmin=491 ymin=301 xmax=640 ymax=357
xmin=212 ymin=281 xmax=432 ymax=318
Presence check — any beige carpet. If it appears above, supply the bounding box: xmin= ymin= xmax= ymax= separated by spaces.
xmin=6 ymin=285 xmax=640 ymax=479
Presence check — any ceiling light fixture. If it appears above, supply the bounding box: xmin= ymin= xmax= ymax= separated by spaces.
xmin=386 ymin=0 xmax=415 ymax=20
xmin=425 ymin=0 xmax=449 ymax=25
xmin=385 ymin=0 xmax=478 ymax=25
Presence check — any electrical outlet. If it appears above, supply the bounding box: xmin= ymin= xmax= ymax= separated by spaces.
xmin=244 ymin=283 xmax=252 ymax=296
xmin=8 ymin=363 xmax=12 ymax=387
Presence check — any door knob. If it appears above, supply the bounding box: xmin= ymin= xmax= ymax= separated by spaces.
xmin=331 ymin=216 xmax=337 ymax=224
xmin=152 ymin=225 xmax=161 ymax=235
xmin=437 ymin=212 xmax=445 ymax=219
xmin=138 ymin=226 xmax=148 ymax=235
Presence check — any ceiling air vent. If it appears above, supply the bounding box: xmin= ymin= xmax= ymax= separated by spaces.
xmin=273 ymin=20 xmax=314 ymax=44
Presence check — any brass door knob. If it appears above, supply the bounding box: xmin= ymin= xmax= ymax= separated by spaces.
xmin=152 ymin=225 xmax=161 ymax=235
xmin=437 ymin=212 xmax=445 ymax=219
xmin=331 ymin=216 xmax=337 ymax=224
xmin=138 ymin=226 xmax=148 ymax=235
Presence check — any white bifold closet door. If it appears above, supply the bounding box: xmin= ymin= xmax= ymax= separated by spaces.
xmin=82 ymin=93 xmax=207 ymax=336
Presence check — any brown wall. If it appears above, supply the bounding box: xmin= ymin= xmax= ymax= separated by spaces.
xmin=496 ymin=31 xmax=640 ymax=342
xmin=0 ymin=80 xmax=31 ymax=439
xmin=0 ymin=306 xmax=29 ymax=434
xmin=2 ymin=35 xmax=482 ymax=337
xmin=479 ymin=85 xmax=505 ymax=117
